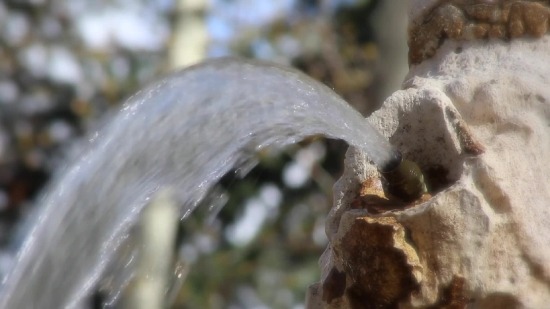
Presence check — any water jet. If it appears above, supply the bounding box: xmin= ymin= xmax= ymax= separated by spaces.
xmin=0 ymin=58 xmax=423 ymax=308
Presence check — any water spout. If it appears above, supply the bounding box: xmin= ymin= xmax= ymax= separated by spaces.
xmin=0 ymin=58 xmax=402 ymax=308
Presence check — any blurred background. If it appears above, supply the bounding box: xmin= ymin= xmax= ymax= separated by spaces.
xmin=0 ymin=0 xmax=407 ymax=308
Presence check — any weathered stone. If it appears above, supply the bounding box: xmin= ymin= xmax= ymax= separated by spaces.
xmin=522 ymin=2 xmax=549 ymax=37
xmin=439 ymin=4 xmax=466 ymax=39
xmin=408 ymin=0 xmax=550 ymax=64
xmin=488 ymin=24 xmax=506 ymax=39
xmin=508 ymin=3 xmax=526 ymax=38
xmin=308 ymin=2 xmax=550 ymax=308
xmin=338 ymin=215 xmax=421 ymax=308
xmin=465 ymin=4 xmax=500 ymax=23
xmin=462 ymin=22 xmax=490 ymax=40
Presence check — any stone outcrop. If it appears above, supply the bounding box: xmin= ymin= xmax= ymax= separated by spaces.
xmin=307 ymin=1 xmax=550 ymax=307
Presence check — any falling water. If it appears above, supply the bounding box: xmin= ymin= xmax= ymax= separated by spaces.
xmin=0 ymin=58 xmax=399 ymax=308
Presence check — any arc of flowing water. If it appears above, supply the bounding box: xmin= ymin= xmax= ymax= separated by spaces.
xmin=0 ymin=58 xmax=400 ymax=308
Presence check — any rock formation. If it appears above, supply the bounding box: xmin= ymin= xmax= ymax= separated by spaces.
xmin=307 ymin=1 xmax=550 ymax=307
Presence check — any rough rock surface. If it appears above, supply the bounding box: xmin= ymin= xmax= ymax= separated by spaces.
xmin=409 ymin=0 xmax=550 ymax=64
xmin=307 ymin=1 xmax=550 ymax=308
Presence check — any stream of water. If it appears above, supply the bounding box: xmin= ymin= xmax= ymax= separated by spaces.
xmin=0 ymin=58 xmax=399 ymax=308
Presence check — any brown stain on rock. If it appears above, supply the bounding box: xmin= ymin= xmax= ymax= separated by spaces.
xmin=338 ymin=216 xmax=421 ymax=308
xmin=409 ymin=0 xmax=550 ymax=65
xmin=428 ymin=276 xmax=470 ymax=309
xmin=445 ymin=106 xmax=485 ymax=156
xmin=322 ymin=267 xmax=347 ymax=303
xmin=455 ymin=119 xmax=485 ymax=155
xmin=351 ymin=176 xmax=431 ymax=214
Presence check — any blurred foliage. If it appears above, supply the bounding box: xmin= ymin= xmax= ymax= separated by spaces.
xmin=0 ymin=0 xmax=169 ymax=247
xmin=0 ymin=0 xmax=389 ymax=308
xmin=172 ymin=1 xmax=386 ymax=307
xmin=174 ymin=141 xmax=339 ymax=308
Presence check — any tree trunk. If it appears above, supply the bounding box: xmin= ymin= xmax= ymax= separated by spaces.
xmin=307 ymin=1 xmax=550 ymax=308
xmin=168 ymin=0 xmax=208 ymax=69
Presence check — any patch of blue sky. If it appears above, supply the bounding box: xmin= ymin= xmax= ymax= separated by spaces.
xmin=210 ymin=0 xmax=295 ymax=27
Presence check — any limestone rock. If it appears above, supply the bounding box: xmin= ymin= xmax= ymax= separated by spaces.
xmin=408 ymin=0 xmax=550 ymax=64
xmin=308 ymin=1 xmax=550 ymax=308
